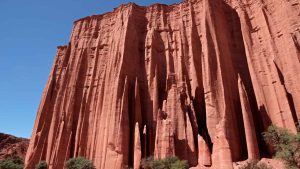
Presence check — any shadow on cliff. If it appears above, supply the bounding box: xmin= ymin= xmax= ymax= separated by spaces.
xmin=222 ymin=0 xmax=273 ymax=159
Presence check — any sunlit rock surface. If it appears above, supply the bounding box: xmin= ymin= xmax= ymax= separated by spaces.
xmin=25 ymin=0 xmax=300 ymax=168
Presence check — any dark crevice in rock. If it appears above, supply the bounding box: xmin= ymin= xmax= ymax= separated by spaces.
xmin=274 ymin=62 xmax=298 ymax=124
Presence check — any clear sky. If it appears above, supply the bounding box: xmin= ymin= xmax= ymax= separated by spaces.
xmin=0 ymin=0 xmax=181 ymax=138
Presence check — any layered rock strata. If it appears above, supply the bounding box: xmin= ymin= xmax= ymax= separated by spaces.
xmin=25 ymin=0 xmax=300 ymax=168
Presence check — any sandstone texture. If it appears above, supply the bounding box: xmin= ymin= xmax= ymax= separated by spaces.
xmin=25 ymin=0 xmax=300 ymax=168
xmin=0 ymin=133 xmax=29 ymax=160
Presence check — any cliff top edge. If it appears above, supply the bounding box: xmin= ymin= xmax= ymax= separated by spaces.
xmin=73 ymin=1 xmax=184 ymax=24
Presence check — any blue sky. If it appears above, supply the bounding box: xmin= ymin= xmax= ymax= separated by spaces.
xmin=0 ymin=0 xmax=181 ymax=138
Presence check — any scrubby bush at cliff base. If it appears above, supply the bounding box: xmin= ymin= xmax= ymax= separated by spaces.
xmin=0 ymin=156 xmax=24 ymax=169
xmin=140 ymin=156 xmax=189 ymax=169
xmin=36 ymin=160 xmax=48 ymax=169
xmin=262 ymin=124 xmax=300 ymax=169
xmin=140 ymin=156 xmax=153 ymax=169
xmin=238 ymin=160 xmax=272 ymax=169
xmin=65 ymin=157 xmax=96 ymax=169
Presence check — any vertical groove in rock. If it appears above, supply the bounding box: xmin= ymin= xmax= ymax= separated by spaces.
xmin=197 ymin=135 xmax=211 ymax=167
xmin=25 ymin=0 xmax=300 ymax=168
xmin=238 ymin=75 xmax=260 ymax=160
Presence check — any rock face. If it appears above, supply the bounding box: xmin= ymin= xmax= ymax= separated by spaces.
xmin=0 ymin=133 xmax=29 ymax=160
xmin=25 ymin=0 xmax=300 ymax=168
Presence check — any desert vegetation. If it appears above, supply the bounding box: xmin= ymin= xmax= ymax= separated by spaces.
xmin=0 ymin=156 xmax=24 ymax=169
xmin=140 ymin=156 xmax=188 ymax=169
xmin=238 ymin=160 xmax=271 ymax=169
xmin=238 ymin=124 xmax=300 ymax=169
xmin=36 ymin=160 xmax=47 ymax=169
xmin=65 ymin=157 xmax=96 ymax=169
xmin=262 ymin=124 xmax=300 ymax=169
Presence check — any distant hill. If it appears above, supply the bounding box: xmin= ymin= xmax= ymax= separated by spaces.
xmin=0 ymin=133 xmax=29 ymax=160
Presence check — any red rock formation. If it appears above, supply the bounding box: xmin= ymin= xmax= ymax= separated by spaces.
xmin=133 ymin=123 xmax=141 ymax=169
xmin=25 ymin=0 xmax=300 ymax=168
xmin=238 ymin=75 xmax=260 ymax=160
xmin=0 ymin=133 xmax=29 ymax=160
xmin=197 ymin=135 xmax=211 ymax=167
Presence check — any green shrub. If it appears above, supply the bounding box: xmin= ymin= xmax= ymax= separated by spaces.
xmin=238 ymin=160 xmax=272 ymax=169
xmin=140 ymin=156 xmax=153 ymax=169
xmin=141 ymin=156 xmax=188 ymax=169
xmin=65 ymin=157 xmax=95 ymax=169
xmin=0 ymin=156 xmax=24 ymax=169
xmin=36 ymin=160 xmax=47 ymax=169
xmin=262 ymin=124 xmax=300 ymax=169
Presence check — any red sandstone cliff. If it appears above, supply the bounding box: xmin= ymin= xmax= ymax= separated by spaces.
xmin=0 ymin=133 xmax=29 ymax=160
xmin=25 ymin=0 xmax=300 ymax=168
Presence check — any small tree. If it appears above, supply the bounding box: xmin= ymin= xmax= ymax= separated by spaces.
xmin=141 ymin=156 xmax=189 ymax=169
xmin=169 ymin=159 xmax=189 ymax=169
xmin=140 ymin=156 xmax=153 ymax=169
xmin=238 ymin=160 xmax=272 ymax=169
xmin=262 ymin=125 xmax=300 ymax=169
xmin=65 ymin=157 xmax=95 ymax=169
xmin=36 ymin=160 xmax=48 ymax=169
xmin=0 ymin=156 xmax=24 ymax=169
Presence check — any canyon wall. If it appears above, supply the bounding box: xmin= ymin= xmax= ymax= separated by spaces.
xmin=25 ymin=0 xmax=300 ymax=168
